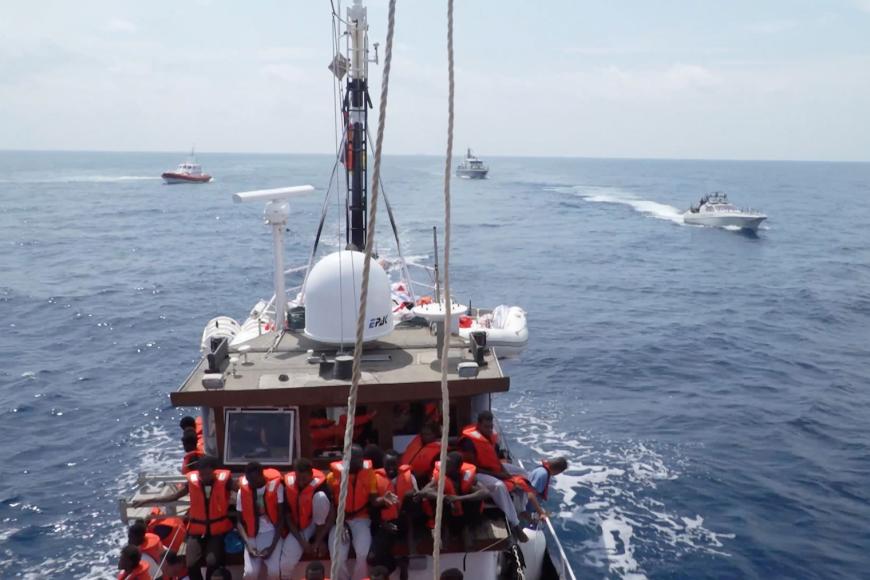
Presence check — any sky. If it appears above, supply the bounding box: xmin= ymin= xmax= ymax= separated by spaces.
xmin=1 ymin=0 xmax=869 ymax=161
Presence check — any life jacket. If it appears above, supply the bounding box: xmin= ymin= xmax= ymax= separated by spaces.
xmin=329 ymin=460 xmax=373 ymax=519
xmin=460 ymin=425 xmax=502 ymax=472
xmin=138 ymin=532 xmax=164 ymax=563
xmin=380 ymin=465 xmax=415 ymax=521
xmin=195 ymin=416 xmax=204 ymax=452
xmin=400 ymin=436 xmax=442 ymax=480
xmin=424 ymin=461 xmax=479 ymax=526
xmin=117 ymin=560 xmax=151 ymax=580
xmin=186 ymin=469 xmax=233 ymax=536
xmin=238 ymin=475 xmax=281 ymax=538
xmin=181 ymin=449 xmax=204 ymax=475
xmin=284 ymin=468 xmax=326 ymax=530
xmin=146 ymin=509 xmax=186 ymax=552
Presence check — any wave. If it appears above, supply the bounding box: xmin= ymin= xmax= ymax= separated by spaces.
xmin=0 ymin=175 xmax=160 ymax=184
xmin=504 ymin=397 xmax=732 ymax=579
xmin=570 ymin=186 xmax=686 ymax=225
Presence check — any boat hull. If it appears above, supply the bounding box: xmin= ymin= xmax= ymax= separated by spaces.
xmin=456 ymin=168 xmax=488 ymax=179
xmin=683 ymin=213 xmax=766 ymax=231
xmin=161 ymin=172 xmax=212 ymax=184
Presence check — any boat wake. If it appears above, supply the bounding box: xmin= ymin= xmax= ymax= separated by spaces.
xmin=550 ymin=186 xmax=687 ymax=225
xmin=504 ymin=396 xmax=733 ymax=579
xmin=0 ymin=175 xmax=161 ymax=185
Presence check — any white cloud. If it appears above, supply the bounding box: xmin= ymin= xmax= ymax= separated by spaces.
xmin=105 ymin=18 xmax=137 ymax=34
xmin=745 ymin=19 xmax=798 ymax=34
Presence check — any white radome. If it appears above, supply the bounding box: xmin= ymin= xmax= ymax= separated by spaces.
xmin=304 ymin=250 xmax=395 ymax=345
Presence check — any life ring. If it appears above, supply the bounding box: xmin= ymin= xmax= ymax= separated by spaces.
xmin=416 ymin=296 xmax=433 ymax=306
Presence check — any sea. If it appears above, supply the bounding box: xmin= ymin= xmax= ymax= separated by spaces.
xmin=1 ymin=151 xmax=868 ymax=579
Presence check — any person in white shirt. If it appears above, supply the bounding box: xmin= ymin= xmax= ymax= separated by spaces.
xmin=236 ymin=461 xmax=284 ymax=580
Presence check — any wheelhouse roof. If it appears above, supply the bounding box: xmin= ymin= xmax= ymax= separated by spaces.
xmin=171 ymin=323 xmax=509 ymax=408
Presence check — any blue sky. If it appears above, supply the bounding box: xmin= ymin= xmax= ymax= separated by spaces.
xmin=1 ymin=0 xmax=869 ymax=160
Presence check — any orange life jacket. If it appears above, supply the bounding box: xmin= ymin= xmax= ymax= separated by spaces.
xmin=424 ymin=462 xmax=479 ymax=526
xmin=329 ymin=460 xmax=373 ymax=518
xmin=284 ymin=468 xmax=326 ymax=530
xmin=460 ymin=425 xmax=502 ymax=472
xmin=195 ymin=416 xmax=204 ymax=452
xmin=186 ymin=469 xmax=233 ymax=536
xmin=138 ymin=532 xmax=164 ymax=563
xmin=400 ymin=436 xmax=442 ymax=480
xmin=538 ymin=461 xmax=553 ymax=500
xmin=146 ymin=512 xmax=186 ymax=553
xmin=117 ymin=561 xmax=151 ymax=580
xmin=380 ymin=465 xmax=415 ymax=521
xmin=181 ymin=450 xmax=204 ymax=475
xmin=238 ymin=475 xmax=281 ymax=538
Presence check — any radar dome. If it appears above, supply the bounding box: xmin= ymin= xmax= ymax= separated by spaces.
xmin=304 ymin=250 xmax=394 ymax=345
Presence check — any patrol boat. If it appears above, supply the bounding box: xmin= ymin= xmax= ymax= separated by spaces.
xmin=161 ymin=149 xmax=213 ymax=184
xmin=455 ymin=149 xmax=489 ymax=179
xmin=683 ymin=192 xmax=766 ymax=231
xmin=119 ymin=2 xmax=575 ymax=578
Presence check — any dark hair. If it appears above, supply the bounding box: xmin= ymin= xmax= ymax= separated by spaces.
xmin=179 ymin=416 xmax=197 ymax=430
xmin=370 ymin=565 xmax=390 ymax=579
xmin=306 ymin=561 xmax=325 ymax=573
xmin=421 ymin=421 xmax=442 ymax=437
xmin=165 ymin=551 xmax=183 ymax=565
xmin=197 ymin=455 xmax=219 ymax=470
xmin=127 ymin=519 xmax=147 ymax=543
xmin=384 ymin=449 xmax=400 ymax=461
xmin=181 ymin=428 xmax=198 ymax=451
xmin=120 ymin=544 xmax=141 ymax=566
xmin=211 ymin=566 xmax=233 ymax=580
xmin=244 ymin=461 xmax=263 ymax=476
xmin=363 ymin=443 xmax=385 ymax=469
xmin=477 ymin=410 xmax=494 ymax=423
xmin=550 ymin=456 xmax=568 ymax=472
xmin=295 ymin=457 xmax=313 ymax=474
xmin=447 ymin=451 xmax=463 ymax=466
xmin=440 ymin=569 xmax=464 ymax=580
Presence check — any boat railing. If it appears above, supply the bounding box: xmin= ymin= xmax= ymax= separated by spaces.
xmin=118 ymin=472 xmax=192 ymax=524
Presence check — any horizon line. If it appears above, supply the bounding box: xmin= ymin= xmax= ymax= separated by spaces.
xmin=0 ymin=147 xmax=868 ymax=164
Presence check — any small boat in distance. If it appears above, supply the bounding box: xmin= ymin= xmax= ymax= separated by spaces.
xmin=161 ymin=150 xmax=212 ymax=184
xmin=684 ymin=192 xmax=766 ymax=231
xmin=456 ymin=148 xmax=489 ymax=179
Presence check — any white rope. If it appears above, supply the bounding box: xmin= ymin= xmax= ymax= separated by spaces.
xmin=432 ymin=0 xmax=455 ymax=577
xmin=329 ymin=1 xmax=398 ymax=578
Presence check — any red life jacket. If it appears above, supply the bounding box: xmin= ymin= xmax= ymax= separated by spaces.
xmin=117 ymin=560 xmax=151 ymax=580
xmin=138 ymin=532 xmax=163 ymax=563
xmin=539 ymin=461 xmax=553 ymax=500
xmin=181 ymin=450 xmax=204 ymax=475
xmin=400 ymin=436 xmax=442 ymax=479
xmin=460 ymin=425 xmax=502 ymax=472
xmin=380 ymin=465 xmax=415 ymax=521
xmin=195 ymin=416 xmax=204 ymax=452
xmin=284 ymin=468 xmax=326 ymax=530
xmin=186 ymin=469 xmax=233 ymax=536
xmin=329 ymin=460 xmax=374 ymax=519
xmin=146 ymin=509 xmax=186 ymax=552
xmin=424 ymin=462 xmax=479 ymax=526
xmin=238 ymin=475 xmax=282 ymax=537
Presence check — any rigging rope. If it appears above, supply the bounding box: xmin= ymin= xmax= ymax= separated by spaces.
xmin=432 ymin=0 xmax=455 ymax=577
xmin=329 ymin=1 xmax=398 ymax=578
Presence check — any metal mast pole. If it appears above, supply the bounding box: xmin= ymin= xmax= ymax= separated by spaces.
xmin=345 ymin=0 xmax=372 ymax=251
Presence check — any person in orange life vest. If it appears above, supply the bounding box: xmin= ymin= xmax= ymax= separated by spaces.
xmin=280 ymin=457 xmax=332 ymax=577
xmin=370 ymin=450 xmax=420 ymax=579
xmin=524 ymin=456 xmax=568 ymax=518
xmin=134 ymin=455 xmax=232 ymax=580
xmin=127 ymin=519 xmax=164 ymax=577
xmin=305 ymin=561 xmax=328 ymax=580
xmin=162 ymin=552 xmax=189 ymax=580
xmin=327 ymin=445 xmax=396 ymax=580
xmin=400 ymin=422 xmax=442 ymax=486
xmin=179 ymin=416 xmax=204 ymax=452
xmin=236 ymin=461 xmax=284 ymax=580
xmin=458 ymin=410 xmax=528 ymax=542
xmin=180 ymin=428 xmax=204 ymax=475
xmin=420 ymin=452 xmax=489 ymax=546
xmin=118 ymin=544 xmax=152 ymax=580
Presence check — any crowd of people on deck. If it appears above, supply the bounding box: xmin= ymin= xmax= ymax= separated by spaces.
xmin=117 ymin=412 xmax=568 ymax=580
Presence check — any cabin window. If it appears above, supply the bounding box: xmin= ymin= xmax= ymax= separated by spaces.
xmin=308 ymin=405 xmax=379 ymax=459
xmin=223 ymin=408 xmax=297 ymax=466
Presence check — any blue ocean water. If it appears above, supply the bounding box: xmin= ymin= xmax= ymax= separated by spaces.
xmin=1 ymin=151 xmax=869 ymax=579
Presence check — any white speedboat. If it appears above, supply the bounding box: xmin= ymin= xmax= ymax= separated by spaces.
xmin=683 ymin=192 xmax=766 ymax=231
xmin=456 ymin=148 xmax=489 ymax=179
